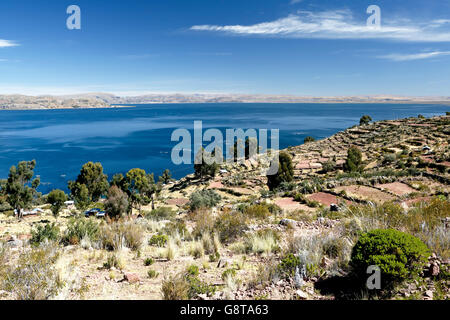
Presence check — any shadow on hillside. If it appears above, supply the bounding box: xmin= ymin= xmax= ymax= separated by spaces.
xmin=314 ymin=274 xmax=371 ymax=300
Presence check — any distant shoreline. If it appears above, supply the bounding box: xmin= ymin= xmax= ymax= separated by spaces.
xmin=1 ymin=101 xmax=449 ymax=110
xmin=0 ymin=105 xmax=134 ymax=111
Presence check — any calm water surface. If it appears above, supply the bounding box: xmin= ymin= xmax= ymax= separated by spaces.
xmin=0 ymin=103 xmax=448 ymax=192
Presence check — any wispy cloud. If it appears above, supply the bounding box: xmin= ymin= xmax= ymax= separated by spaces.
xmin=290 ymin=0 xmax=303 ymax=4
xmin=378 ymin=51 xmax=450 ymax=61
xmin=190 ymin=10 xmax=450 ymax=42
xmin=0 ymin=39 xmax=18 ymax=47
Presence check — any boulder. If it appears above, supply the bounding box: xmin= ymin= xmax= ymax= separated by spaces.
xmin=429 ymin=262 xmax=440 ymax=277
xmin=123 ymin=273 xmax=140 ymax=284
xmin=279 ymin=219 xmax=296 ymax=227
xmin=295 ymin=290 xmax=308 ymax=300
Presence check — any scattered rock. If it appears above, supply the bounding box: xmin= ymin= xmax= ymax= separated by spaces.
xmin=123 ymin=273 xmax=140 ymax=284
xmin=6 ymin=239 xmax=23 ymax=248
xmin=295 ymin=290 xmax=308 ymax=300
xmin=279 ymin=218 xmax=296 ymax=227
xmin=429 ymin=262 xmax=440 ymax=277
xmin=217 ymin=259 xmax=230 ymax=268
xmin=424 ymin=290 xmax=433 ymax=300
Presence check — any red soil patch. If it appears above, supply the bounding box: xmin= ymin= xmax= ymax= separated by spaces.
xmin=208 ymin=181 xmax=224 ymax=189
xmin=165 ymin=198 xmax=189 ymax=206
xmin=227 ymin=187 xmax=254 ymax=195
xmin=334 ymin=185 xmax=396 ymax=203
xmin=375 ymin=182 xmax=416 ymax=196
xmin=403 ymin=196 xmax=433 ymax=207
xmin=307 ymin=192 xmax=351 ymax=207
xmin=274 ymin=197 xmax=313 ymax=212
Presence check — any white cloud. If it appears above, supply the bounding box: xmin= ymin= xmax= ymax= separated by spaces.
xmin=190 ymin=10 xmax=450 ymax=42
xmin=378 ymin=51 xmax=450 ymax=61
xmin=0 ymin=40 xmax=18 ymax=47
xmin=290 ymin=0 xmax=303 ymax=4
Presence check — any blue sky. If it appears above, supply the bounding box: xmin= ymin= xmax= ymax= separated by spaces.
xmin=0 ymin=0 xmax=449 ymax=96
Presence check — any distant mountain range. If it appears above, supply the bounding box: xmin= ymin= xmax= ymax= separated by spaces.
xmin=1 ymin=93 xmax=449 ymax=109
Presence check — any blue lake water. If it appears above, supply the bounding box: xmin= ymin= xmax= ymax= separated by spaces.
xmin=0 ymin=103 xmax=448 ymax=193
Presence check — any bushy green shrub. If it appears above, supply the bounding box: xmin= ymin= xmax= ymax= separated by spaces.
xmin=267 ymin=151 xmax=294 ymax=190
xmin=186 ymin=264 xmax=199 ymax=277
xmin=243 ymin=204 xmax=271 ymax=220
xmin=64 ymin=217 xmax=100 ymax=245
xmin=277 ymin=253 xmax=301 ymax=278
xmin=215 ymin=210 xmax=247 ymax=243
xmin=99 ymin=221 xmax=144 ymax=251
xmin=350 ymin=229 xmax=430 ymax=285
xmin=149 ymin=234 xmax=168 ymax=247
xmin=144 ymin=257 xmax=154 ymax=266
xmin=185 ymin=273 xmax=216 ymax=298
xmin=222 ymin=268 xmax=236 ymax=280
xmin=163 ymin=220 xmax=190 ymax=238
xmin=189 ymin=189 xmax=221 ymax=211
xmin=344 ymin=146 xmax=363 ymax=173
xmin=148 ymin=269 xmax=159 ymax=279
xmin=30 ymin=223 xmax=60 ymax=246
xmin=161 ymin=273 xmax=189 ymax=300
xmin=145 ymin=207 xmax=176 ymax=221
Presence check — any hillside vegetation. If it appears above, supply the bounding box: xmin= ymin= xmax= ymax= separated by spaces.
xmin=0 ymin=114 xmax=449 ymax=300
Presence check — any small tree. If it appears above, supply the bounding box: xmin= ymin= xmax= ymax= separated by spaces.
xmin=159 ymin=169 xmax=173 ymax=184
xmin=68 ymin=162 xmax=109 ymax=203
xmin=104 ymin=185 xmax=129 ymax=219
xmin=110 ymin=173 xmax=128 ymax=192
xmin=70 ymin=182 xmax=91 ymax=211
xmin=194 ymin=148 xmax=218 ymax=179
xmin=47 ymin=189 xmax=67 ymax=219
xmin=267 ymin=152 xmax=294 ymax=191
xmin=126 ymin=168 xmax=151 ymax=214
xmin=5 ymin=160 xmax=40 ymax=220
xmin=303 ymin=136 xmax=315 ymax=144
xmin=359 ymin=115 xmax=372 ymax=126
xmin=344 ymin=146 xmax=363 ymax=173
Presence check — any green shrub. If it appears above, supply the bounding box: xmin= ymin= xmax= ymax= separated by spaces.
xmin=186 ymin=264 xmax=199 ymax=277
xmin=267 ymin=151 xmax=294 ymax=191
xmin=189 ymin=189 xmax=221 ymax=211
xmin=191 ymin=209 xmax=215 ymax=238
xmin=144 ymin=257 xmax=154 ymax=266
xmin=243 ymin=204 xmax=270 ymax=220
xmin=145 ymin=207 xmax=176 ymax=221
xmin=163 ymin=220 xmax=190 ymax=238
xmin=148 ymin=269 xmax=159 ymax=279
xmin=350 ymin=229 xmax=430 ymax=285
xmin=215 ymin=210 xmax=247 ymax=243
xmin=30 ymin=223 xmax=60 ymax=246
xmin=344 ymin=146 xmax=363 ymax=173
xmin=64 ymin=217 xmax=100 ymax=245
xmin=103 ymin=254 xmax=123 ymax=270
xmin=303 ymin=136 xmax=315 ymax=143
xmin=161 ymin=273 xmax=189 ymax=300
xmin=222 ymin=268 xmax=236 ymax=280
xmin=360 ymin=115 xmax=372 ymax=125
xmin=277 ymin=253 xmax=301 ymax=278
xmin=209 ymin=251 xmax=220 ymax=262
xmin=186 ymin=274 xmax=216 ymax=298
xmin=149 ymin=234 xmax=168 ymax=247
